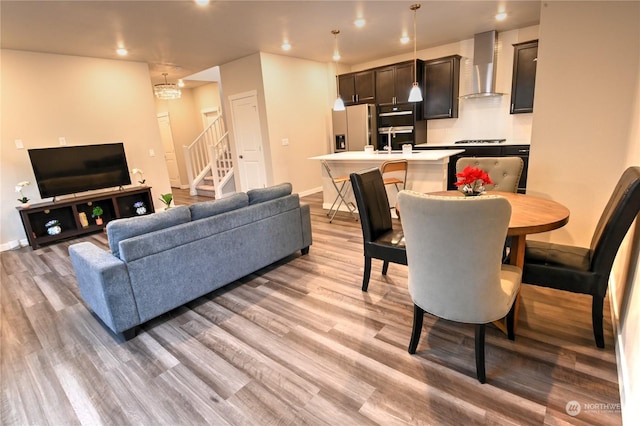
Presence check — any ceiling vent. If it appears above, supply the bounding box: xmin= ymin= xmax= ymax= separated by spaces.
xmin=462 ymin=30 xmax=504 ymax=99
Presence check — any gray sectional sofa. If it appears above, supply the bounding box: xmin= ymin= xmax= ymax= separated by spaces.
xmin=69 ymin=183 xmax=312 ymax=340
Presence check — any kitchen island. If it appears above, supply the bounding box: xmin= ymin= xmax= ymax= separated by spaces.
xmin=309 ymin=150 xmax=463 ymax=215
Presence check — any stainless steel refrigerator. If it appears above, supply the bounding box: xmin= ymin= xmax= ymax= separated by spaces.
xmin=331 ymin=104 xmax=377 ymax=152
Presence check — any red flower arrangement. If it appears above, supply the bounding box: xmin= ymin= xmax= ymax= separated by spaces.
xmin=455 ymin=166 xmax=494 ymax=195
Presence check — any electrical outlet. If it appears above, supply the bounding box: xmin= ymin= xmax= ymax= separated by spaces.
xmin=15 ymin=139 xmax=24 ymax=149
xmin=149 ymin=149 xmax=156 ymax=157
xmin=59 ymin=137 xmax=67 ymax=146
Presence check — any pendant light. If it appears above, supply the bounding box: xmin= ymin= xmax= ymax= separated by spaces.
xmin=408 ymin=3 xmax=423 ymax=102
xmin=331 ymin=29 xmax=345 ymax=111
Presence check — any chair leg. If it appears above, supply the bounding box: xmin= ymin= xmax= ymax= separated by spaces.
xmin=362 ymin=256 xmax=372 ymax=292
xmin=382 ymin=260 xmax=389 ymax=275
xmin=408 ymin=304 xmax=424 ymax=354
xmin=475 ymin=324 xmax=486 ymax=384
xmin=593 ymin=295 xmax=605 ymax=348
xmin=506 ymin=299 xmax=516 ymax=341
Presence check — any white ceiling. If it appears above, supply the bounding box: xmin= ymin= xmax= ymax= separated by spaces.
xmin=0 ymin=1 xmax=541 ymax=88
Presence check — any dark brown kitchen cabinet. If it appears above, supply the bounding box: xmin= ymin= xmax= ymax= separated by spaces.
xmin=375 ymin=60 xmax=422 ymax=105
xmin=338 ymin=70 xmax=375 ymax=105
xmin=423 ymin=55 xmax=461 ymax=120
xmin=510 ymin=40 xmax=538 ymax=114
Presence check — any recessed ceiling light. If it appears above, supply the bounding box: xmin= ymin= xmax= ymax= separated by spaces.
xmin=400 ymin=34 xmax=410 ymax=44
xmin=116 ymin=48 xmax=128 ymax=56
xmin=281 ymin=41 xmax=292 ymax=51
xmin=354 ymin=18 xmax=366 ymax=28
xmin=495 ymin=12 xmax=507 ymax=21
xmin=195 ymin=0 xmax=209 ymax=6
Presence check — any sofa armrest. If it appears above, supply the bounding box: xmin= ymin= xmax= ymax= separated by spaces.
xmin=300 ymin=203 xmax=313 ymax=252
xmin=68 ymin=242 xmax=140 ymax=334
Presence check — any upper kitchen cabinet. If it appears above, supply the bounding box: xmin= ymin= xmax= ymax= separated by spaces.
xmin=423 ymin=55 xmax=461 ymax=120
xmin=510 ymin=40 xmax=538 ymax=114
xmin=375 ymin=60 xmax=422 ymax=105
xmin=338 ymin=70 xmax=375 ymax=105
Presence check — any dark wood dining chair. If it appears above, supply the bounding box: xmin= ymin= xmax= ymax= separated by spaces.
xmin=350 ymin=168 xmax=407 ymax=292
xmin=522 ymin=166 xmax=640 ymax=348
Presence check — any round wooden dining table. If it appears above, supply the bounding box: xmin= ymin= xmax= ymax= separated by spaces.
xmin=424 ymin=190 xmax=571 ymax=333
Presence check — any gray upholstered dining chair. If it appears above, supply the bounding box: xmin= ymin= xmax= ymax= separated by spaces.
xmin=456 ymin=157 xmax=524 ymax=193
xmin=397 ymin=191 xmax=522 ymax=383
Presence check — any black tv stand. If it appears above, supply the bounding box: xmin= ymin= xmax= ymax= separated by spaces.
xmin=17 ymin=187 xmax=154 ymax=250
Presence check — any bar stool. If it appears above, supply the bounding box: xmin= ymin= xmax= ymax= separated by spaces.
xmin=321 ymin=160 xmax=357 ymax=223
xmin=380 ymin=159 xmax=408 ymax=210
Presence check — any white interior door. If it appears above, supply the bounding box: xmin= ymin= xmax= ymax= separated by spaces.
xmin=229 ymin=91 xmax=266 ymax=191
xmin=157 ymin=113 xmax=181 ymax=188
xmin=201 ymin=107 xmax=220 ymax=129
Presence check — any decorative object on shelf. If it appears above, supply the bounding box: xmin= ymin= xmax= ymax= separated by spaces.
xmin=78 ymin=212 xmax=89 ymax=228
xmin=455 ymin=165 xmax=494 ymax=196
xmin=131 ymin=168 xmax=146 ymax=185
xmin=331 ymin=30 xmax=345 ymax=111
xmin=154 ymin=73 xmax=182 ymax=100
xmin=45 ymin=219 xmax=62 ymax=236
xmin=134 ymin=201 xmax=147 ymax=215
xmin=159 ymin=193 xmax=173 ymax=210
xmin=408 ymin=3 xmax=423 ymax=102
xmin=92 ymin=205 xmax=104 ymax=225
xmin=15 ymin=180 xmax=30 ymax=207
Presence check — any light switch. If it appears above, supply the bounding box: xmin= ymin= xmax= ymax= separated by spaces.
xmin=281 ymin=138 xmax=289 ymax=146
xmin=15 ymin=139 xmax=24 ymax=149
xmin=59 ymin=137 xmax=67 ymax=146
xmin=149 ymin=149 xmax=156 ymax=157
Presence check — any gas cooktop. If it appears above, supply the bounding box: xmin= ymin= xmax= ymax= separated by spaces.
xmin=454 ymin=139 xmax=506 ymax=144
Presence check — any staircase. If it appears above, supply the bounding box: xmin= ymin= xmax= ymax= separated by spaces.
xmin=183 ymin=109 xmax=234 ymax=199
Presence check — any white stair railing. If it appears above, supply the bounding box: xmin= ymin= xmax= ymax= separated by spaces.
xmin=183 ymin=111 xmax=233 ymax=197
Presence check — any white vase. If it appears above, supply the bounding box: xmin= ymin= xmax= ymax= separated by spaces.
xmin=136 ymin=206 xmax=147 ymax=215
xmin=47 ymin=225 xmax=61 ymax=236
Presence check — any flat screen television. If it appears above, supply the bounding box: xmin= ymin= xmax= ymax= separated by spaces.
xmin=28 ymin=143 xmax=131 ymax=199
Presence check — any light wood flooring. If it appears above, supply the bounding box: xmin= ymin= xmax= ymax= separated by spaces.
xmin=1 ymin=190 xmax=622 ymax=425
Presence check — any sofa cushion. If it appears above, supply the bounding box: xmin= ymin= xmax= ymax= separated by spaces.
xmin=247 ymin=183 xmax=292 ymax=205
xmin=107 ymin=205 xmax=191 ymax=259
xmin=189 ymin=192 xmax=249 ymax=221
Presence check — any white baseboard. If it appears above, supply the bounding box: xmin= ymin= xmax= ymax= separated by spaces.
xmin=0 ymin=239 xmax=29 ymax=252
xmin=299 ymin=187 xmax=322 ymax=197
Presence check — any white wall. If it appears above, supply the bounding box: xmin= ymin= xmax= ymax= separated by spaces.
xmin=0 ymin=50 xmax=172 ymax=249
xmin=531 ymin=1 xmax=640 ymax=422
xmin=220 ymin=52 xmax=332 ymax=194
xmin=260 ymin=52 xmax=331 ymax=193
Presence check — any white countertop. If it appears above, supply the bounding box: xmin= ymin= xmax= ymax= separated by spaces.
xmin=310 ymin=149 xmax=464 ymax=161
xmin=415 ymin=141 xmax=530 ymax=148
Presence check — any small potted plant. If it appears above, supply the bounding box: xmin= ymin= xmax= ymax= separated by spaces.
xmin=15 ymin=180 xmax=31 ymax=207
xmin=45 ymin=219 xmax=61 ymax=236
xmin=92 ymin=205 xmax=104 ymax=225
xmin=159 ymin=193 xmax=173 ymax=210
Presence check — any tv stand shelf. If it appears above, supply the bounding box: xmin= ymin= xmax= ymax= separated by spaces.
xmin=17 ymin=187 xmax=154 ymax=250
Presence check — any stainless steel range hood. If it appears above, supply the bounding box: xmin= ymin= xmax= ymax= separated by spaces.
xmin=461 ymin=30 xmax=504 ymax=99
